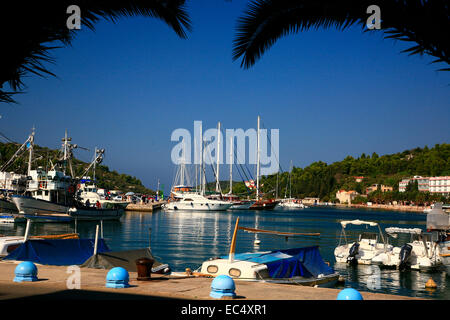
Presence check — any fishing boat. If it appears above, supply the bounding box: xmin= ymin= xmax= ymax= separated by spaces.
xmin=12 ymin=168 xmax=123 ymax=222
xmin=334 ymin=220 xmax=392 ymax=265
xmin=0 ymin=130 xmax=36 ymax=213
xmin=371 ymin=227 xmax=442 ymax=271
xmin=12 ymin=132 xmax=124 ymax=222
xmin=198 ymin=218 xmax=339 ymax=286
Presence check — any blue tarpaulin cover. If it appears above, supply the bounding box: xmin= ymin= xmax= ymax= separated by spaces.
xmin=222 ymin=246 xmax=334 ymax=279
xmin=3 ymin=239 xmax=110 ymax=266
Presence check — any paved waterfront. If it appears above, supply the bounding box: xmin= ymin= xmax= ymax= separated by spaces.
xmin=0 ymin=261 xmax=418 ymax=300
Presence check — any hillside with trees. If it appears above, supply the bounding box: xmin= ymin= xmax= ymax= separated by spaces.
xmin=257 ymin=144 xmax=450 ymax=204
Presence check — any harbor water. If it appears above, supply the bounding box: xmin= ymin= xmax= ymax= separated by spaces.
xmin=2 ymin=206 xmax=449 ymax=299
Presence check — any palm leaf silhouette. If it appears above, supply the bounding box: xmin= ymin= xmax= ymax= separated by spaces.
xmin=232 ymin=0 xmax=450 ymax=70
xmin=0 ymin=1 xmax=191 ymax=103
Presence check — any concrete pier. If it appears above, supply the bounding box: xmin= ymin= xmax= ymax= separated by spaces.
xmin=0 ymin=261 xmax=419 ymax=300
xmin=125 ymin=201 xmax=165 ymax=212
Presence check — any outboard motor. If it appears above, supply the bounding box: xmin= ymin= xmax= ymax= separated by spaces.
xmin=398 ymin=244 xmax=413 ymax=271
xmin=347 ymin=242 xmax=360 ymax=264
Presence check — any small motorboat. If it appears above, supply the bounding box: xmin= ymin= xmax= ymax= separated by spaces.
xmin=334 ymin=220 xmax=392 ymax=265
xmin=0 ymin=220 xmax=79 ymax=257
xmin=197 ymin=218 xmax=339 ymax=287
xmin=371 ymin=227 xmax=442 ymax=271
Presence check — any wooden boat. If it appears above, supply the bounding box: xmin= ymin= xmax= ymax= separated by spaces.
xmin=250 ymin=199 xmax=279 ymax=210
xmin=198 ymin=218 xmax=339 ymax=287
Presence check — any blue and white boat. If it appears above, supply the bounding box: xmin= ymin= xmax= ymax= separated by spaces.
xmin=198 ymin=218 xmax=339 ymax=287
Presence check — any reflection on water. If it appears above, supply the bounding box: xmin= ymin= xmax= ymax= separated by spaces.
xmin=1 ymin=206 xmax=449 ymax=299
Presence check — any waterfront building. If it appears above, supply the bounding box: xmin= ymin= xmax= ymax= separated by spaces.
xmin=353 ymin=176 xmax=365 ymax=183
xmin=336 ymin=190 xmax=359 ymax=204
xmin=429 ymin=176 xmax=450 ymax=196
xmin=399 ymin=176 xmax=450 ymax=196
xmin=365 ymin=184 xmax=393 ymax=194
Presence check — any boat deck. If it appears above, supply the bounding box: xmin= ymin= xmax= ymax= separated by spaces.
xmin=0 ymin=261 xmax=419 ymax=300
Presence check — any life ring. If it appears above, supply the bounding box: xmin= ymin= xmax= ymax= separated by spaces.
xmin=39 ymin=182 xmax=44 ymax=188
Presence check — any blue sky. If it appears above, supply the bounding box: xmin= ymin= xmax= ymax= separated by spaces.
xmin=1 ymin=1 xmax=449 ymax=192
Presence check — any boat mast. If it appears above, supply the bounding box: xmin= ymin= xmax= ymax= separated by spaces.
xmin=229 ymin=135 xmax=233 ymax=195
xmin=93 ymin=147 xmax=97 ymax=182
xmin=27 ymin=127 xmax=35 ymax=176
xmin=289 ymin=160 xmax=293 ymax=199
xmin=256 ymin=116 xmax=260 ymax=201
xmin=215 ymin=121 xmax=221 ymax=193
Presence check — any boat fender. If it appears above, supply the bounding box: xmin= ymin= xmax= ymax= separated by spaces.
xmin=399 ymin=244 xmax=413 ymax=271
xmin=347 ymin=243 xmax=360 ymax=264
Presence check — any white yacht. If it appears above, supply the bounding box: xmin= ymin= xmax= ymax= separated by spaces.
xmin=164 ymin=191 xmax=232 ymax=211
xmin=277 ymin=198 xmax=308 ymax=209
xmin=334 ymin=220 xmax=392 ymax=265
xmin=371 ymin=227 xmax=442 ymax=271
xmin=276 ymin=161 xmax=307 ymax=210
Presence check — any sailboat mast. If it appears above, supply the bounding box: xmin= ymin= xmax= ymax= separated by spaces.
xmin=256 ymin=116 xmax=260 ymax=200
xmin=229 ymin=135 xmax=233 ymax=195
xmin=289 ymin=160 xmax=293 ymax=199
xmin=215 ymin=122 xmax=221 ymax=193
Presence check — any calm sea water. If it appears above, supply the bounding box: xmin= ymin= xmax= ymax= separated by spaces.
xmin=2 ymin=206 xmax=449 ymax=299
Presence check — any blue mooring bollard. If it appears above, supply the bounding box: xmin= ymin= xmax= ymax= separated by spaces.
xmin=210 ymin=275 xmax=236 ymax=299
xmin=14 ymin=261 xmax=38 ymax=282
xmin=337 ymin=288 xmax=363 ymax=300
xmin=106 ymin=267 xmax=130 ymax=288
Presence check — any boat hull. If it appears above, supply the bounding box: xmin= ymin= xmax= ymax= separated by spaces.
xmin=12 ymin=195 xmax=123 ymax=222
xmin=0 ymin=198 xmax=18 ymax=213
xmin=229 ymin=201 xmax=255 ymax=210
xmin=250 ymin=200 xmax=279 ymax=210
xmin=164 ymin=201 xmax=232 ymax=211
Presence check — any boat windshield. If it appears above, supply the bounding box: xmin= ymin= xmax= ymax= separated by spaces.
xmin=359 ymin=232 xmax=378 ymax=241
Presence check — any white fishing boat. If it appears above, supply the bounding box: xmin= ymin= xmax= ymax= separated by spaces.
xmin=12 ymin=132 xmax=123 ymax=222
xmin=371 ymin=227 xmax=442 ymax=271
xmin=198 ymin=218 xmax=338 ymax=287
xmin=334 ymin=220 xmax=392 ymax=265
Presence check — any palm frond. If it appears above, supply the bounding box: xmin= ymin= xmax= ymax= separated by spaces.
xmin=233 ymin=0 xmax=450 ymax=70
xmin=0 ymin=1 xmax=191 ymax=103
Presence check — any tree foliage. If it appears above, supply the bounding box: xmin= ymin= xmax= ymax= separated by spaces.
xmin=260 ymin=143 xmax=450 ymax=202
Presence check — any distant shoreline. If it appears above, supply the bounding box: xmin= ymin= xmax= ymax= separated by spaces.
xmin=334 ymin=203 xmax=429 ymax=213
